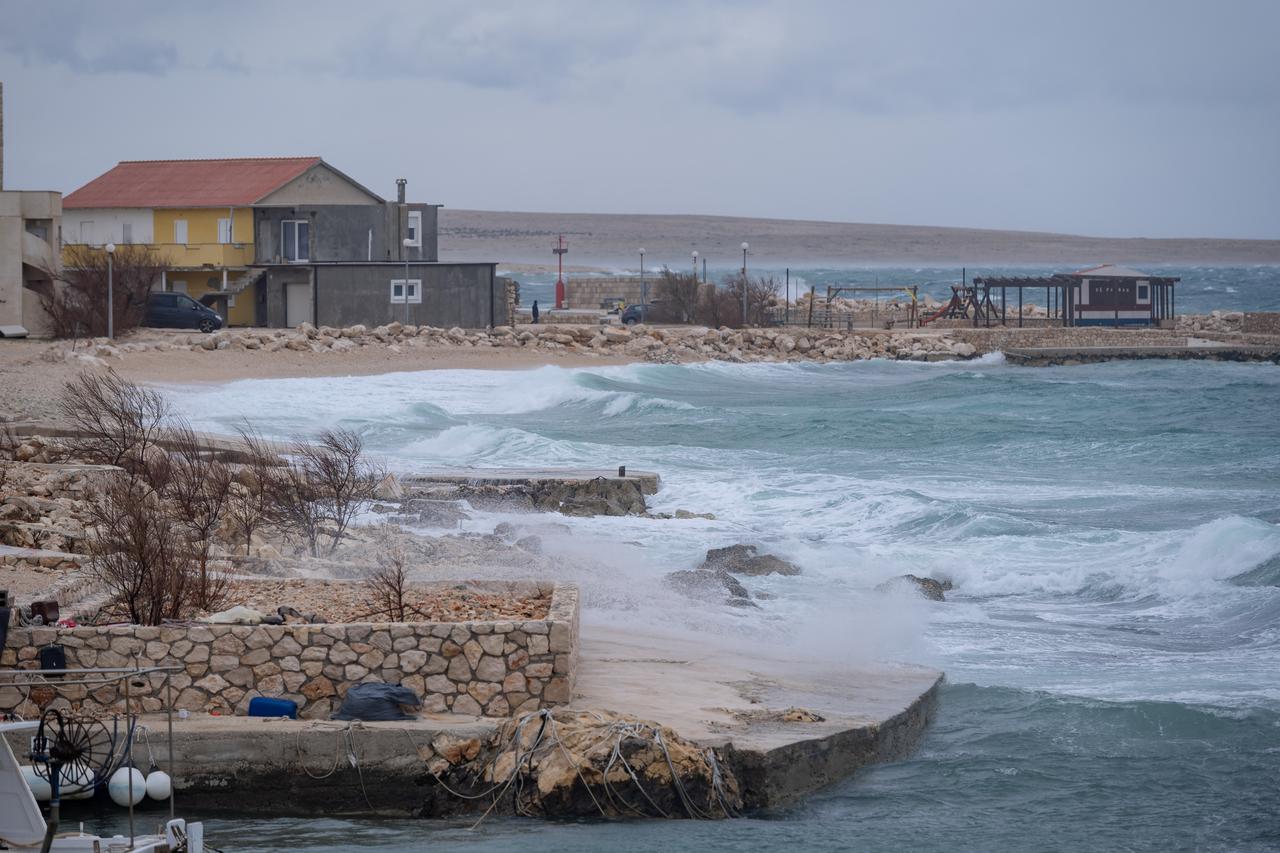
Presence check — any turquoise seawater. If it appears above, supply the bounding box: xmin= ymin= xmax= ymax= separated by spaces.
xmin=151 ymin=357 xmax=1280 ymax=851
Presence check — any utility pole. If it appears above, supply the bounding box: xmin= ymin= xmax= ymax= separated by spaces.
xmin=553 ymin=235 xmax=568 ymax=309
xmin=105 ymin=242 xmax=116 ymax=339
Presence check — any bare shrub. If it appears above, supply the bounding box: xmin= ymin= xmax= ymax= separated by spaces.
xmin=37 ymin=244 xmax=165 ymax=339
xmin=719 ymin=272 xmax=779 ymax=327
xmin=87 ymin=476 xmax=201 ymax=626
xmin=359 ymin=535 xmax=424 ymax=622
xmin=58 ymin=369 xmax=170 ymax=476
xmin=655 ymin=267 xmax=701 ymax=324
xmin=162 ymin=423 xmax=233 ymax=609
xmin=696 ymin=281 xmax=742 ymax=329
xmin=225 ymin=424 xmax=281 ymax=554
xmin=266 ymin=428 xmax=380 ymax=557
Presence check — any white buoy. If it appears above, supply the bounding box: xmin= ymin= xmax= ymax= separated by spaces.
xmin=20 ymin=765 xmax=51 ymax=801
xmin=107 ymin=767 xmax=146 ymax=807
xmin=21 ymin=764 xmax=95 ymax=801
xmin=145 ymin=770 xmax=172 ymax=801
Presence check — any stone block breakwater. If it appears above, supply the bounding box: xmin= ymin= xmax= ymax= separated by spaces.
xmin=0 ymin=581 xmax=580 ymax=720
xmin=49 ymin=311 xmax=1280 ymax=369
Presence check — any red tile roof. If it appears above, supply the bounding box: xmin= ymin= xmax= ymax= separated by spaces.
xmin=64 ymin=157 xmax=323 ymax=209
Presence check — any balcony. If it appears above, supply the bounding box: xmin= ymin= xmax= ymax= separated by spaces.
xmin=150 ymin=242 xmax=256 ymax=268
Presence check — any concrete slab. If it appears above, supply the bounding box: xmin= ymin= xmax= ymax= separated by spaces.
xmin=574 ymin=627 xmax=943 ymax=808
xmin=404 ymin=467 xmax=661 ymax=495
xmin=1004 ymin=344 xmax=1280 ymax=366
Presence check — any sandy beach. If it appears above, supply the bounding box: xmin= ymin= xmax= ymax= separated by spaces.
xmin=0 ymin=332 xmax=638 ymax=423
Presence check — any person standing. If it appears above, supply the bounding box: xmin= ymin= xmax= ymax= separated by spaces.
xmin=532 ymin=300 xmax=540 ymax=324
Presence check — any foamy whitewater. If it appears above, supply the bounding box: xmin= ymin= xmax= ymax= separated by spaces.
xmin=152 ymin=358 xmax=1280 ymax=851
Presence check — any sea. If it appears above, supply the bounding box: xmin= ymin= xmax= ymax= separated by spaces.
xmin=140 ymin=320 xmax=1280 ymax=852
xmin=513 ymin=264 xmax=1280 ymax=316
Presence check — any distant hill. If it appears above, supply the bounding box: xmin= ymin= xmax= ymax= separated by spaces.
xmin=438 ymin=209 xmax=1280 ymax=268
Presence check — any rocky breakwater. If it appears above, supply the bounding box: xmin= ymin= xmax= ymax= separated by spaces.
xmin=50 ymin=320 xmax=979 ymax=367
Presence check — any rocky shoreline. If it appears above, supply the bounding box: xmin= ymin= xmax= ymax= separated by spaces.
xmin=38 ymin=312 xmax=1277 ymax=373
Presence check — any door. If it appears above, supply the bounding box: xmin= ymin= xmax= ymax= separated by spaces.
xmin=285 ymin=282 xmax=312 ymax=327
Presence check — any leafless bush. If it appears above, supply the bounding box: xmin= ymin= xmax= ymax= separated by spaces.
xmin=86 ymin=476 xmax=207 ymax=625
xmin=36 ymin=244 xmax=165 ymax=339
xmin=225 ymin=424 xmax=281 ymax=554
xmin=58 ymin=369 xmax=170 ymax=476
xmin=266 ymin=429 xmax=380 ymax=557
xmin=655 ymin=268 xmax=701 ymax=324
xmin=359 ymin=535 xmax=424 ymax=622
xmin=720 ymin=272 xmax=779 ymax=327
xmin=162 ymin=423 xmax=234 ymax=609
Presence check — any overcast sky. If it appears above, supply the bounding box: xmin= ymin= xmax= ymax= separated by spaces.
xmin=2 ymin=0 xmax=1277 ymax=239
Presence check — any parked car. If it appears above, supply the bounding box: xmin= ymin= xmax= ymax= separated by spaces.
xmin=144 ymin=292 xmax=224 ymax=332
xmin=621 ymin=302 xmax=665 ymax=325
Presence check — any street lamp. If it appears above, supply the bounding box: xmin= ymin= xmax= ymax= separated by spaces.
xmin=402 ymin=237 xmax=413 ymax=325
xmin=639 ymin=248 xmax=646 ymax=323
xmin=105 ymin=242 xmax=116 ymax=339
xmin=740 ymin=241 xmax=749 ymax=326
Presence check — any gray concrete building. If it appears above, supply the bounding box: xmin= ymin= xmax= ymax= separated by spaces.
xmin=258 ymin=261 xmax=506 ymax=329
xmin=0 ymin=83 xmax=62 ymax=337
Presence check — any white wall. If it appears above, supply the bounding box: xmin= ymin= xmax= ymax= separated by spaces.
xmin=62 ymin=208 xmax=153 ymax=245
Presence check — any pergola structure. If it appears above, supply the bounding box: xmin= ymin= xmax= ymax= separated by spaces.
xmin=969 ymin=266 xmax=1179 ymax=328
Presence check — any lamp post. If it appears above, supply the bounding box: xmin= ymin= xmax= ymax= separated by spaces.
xmin=639 ymin=248 xmax=646 ymax=323
xmin=402 ymin=237 xmax=413 ymax=325
xmin=740 ymin=241 xmax=749 ymax=326
xmin=105 ymin=242 xmax=116 ymax=339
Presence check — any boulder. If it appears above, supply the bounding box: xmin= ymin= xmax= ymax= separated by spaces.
xmin=664 ymin=569 xmax=755 ymax=608
xmin=699 ymin=544 xmax=801 ymax=576
xmin=875 ymin=574 xmax=952 ymax=601
xmin=373 ymin=473 xmax=405 ymax=501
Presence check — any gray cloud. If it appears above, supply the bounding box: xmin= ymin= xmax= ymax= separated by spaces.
xmin=0 ymin=0 xmax=1276 ymax=238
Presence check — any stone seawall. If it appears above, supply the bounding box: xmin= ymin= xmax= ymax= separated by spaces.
xmin=565 ymin=276 xmax=644 ymax=310
xmin=0 ymin=581 xmax=580 ymax=720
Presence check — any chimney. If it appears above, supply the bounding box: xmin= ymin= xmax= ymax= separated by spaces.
xmin=395 ymin=178 xmax=406 ymax=204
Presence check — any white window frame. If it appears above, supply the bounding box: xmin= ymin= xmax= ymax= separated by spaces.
xmin=174 ymin=219 xmax=189 ymax=245
xmin=217 ymin=218 xmax=232 ymax=244
xmin=281 ymin=219 xmax=310 ymax=262
xmin=79 ymin=220 xmax=95 ymax=245
xmin=121 ymin=222 xmax=133 ymax=244
xmin=406 ymin=210 xmax=422 ymax=247
xmin=390 ymin=279 xmax=422 ymax=304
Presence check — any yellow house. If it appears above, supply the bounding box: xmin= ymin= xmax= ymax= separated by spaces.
xmin=62 ymin=157 xmax=327 ymax=326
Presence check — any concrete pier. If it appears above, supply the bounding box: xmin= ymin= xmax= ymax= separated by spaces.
xmin=402 ymin=468 xmax=661 ymax=516
xmin=6 ymin=628 xmax=940 ymax=817
xmin=1004 ymin=343 xmax=1280 ymax=366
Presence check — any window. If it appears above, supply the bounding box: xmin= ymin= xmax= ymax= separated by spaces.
xmin=218 ymin=218 xmax=232 ymax=244
xmin=390 ymin=279 xmax=422 ymax=304
xmin=406 ymin=210 xmax=422 ymax=247
xmin=282 ymin=220 xmax=310 ymax=262
xmin=174 ymin=219 xmax=189 ymax=244
xmin=1137 ymin=283 xmax=1150 ymax=302
xmin=171 ymin=280 xmax=188 ymax=294
xmin=79 ymin=221 xmax=94 ymax=244
xmin=122 ymin=222 xmax=133 ymax=244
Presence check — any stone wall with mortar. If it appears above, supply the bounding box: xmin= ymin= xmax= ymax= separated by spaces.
xmin=0 ymin=581 xmax=579 ymax=720
xmin=1243 ymin=312 xmax=1280 ymax=335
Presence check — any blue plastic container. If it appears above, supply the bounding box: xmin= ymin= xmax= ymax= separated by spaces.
xmin=247 ymin=697 xmax=298 ymax=719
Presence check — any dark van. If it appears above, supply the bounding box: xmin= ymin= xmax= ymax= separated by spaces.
xmin=144 ymin=292 xmax=224 ymax=332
